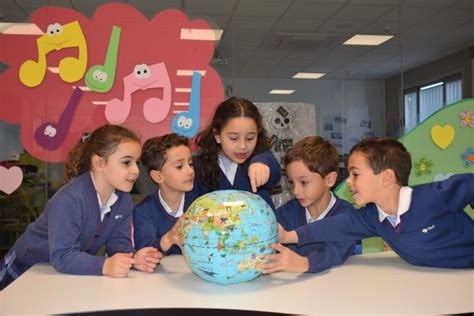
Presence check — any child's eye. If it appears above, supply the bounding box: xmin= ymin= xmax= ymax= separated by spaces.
xmin=301 ymin=181 xmax=308 ymax=186
xmin=122 ymin=160 xmax=131 ymax=166
xmin=229 ymin=137 xmax=238 ymax=141
xmin=246 ymin=137 xmax=256 ymax=141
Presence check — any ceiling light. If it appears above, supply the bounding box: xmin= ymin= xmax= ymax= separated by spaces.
xmin=180 ymin=28 xmax=223 ymax=41
xmin=293 ymin=72 xmax=325 ymax=79
xmin=269 ymin=89 xmax=295 ymax=95
xmin=343 ymin=34 xmax=393 ymax=46
xmin=420 ymin=82 xmax=443 ymax=90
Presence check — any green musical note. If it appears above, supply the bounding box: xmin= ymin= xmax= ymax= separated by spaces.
xmin=85 ymin=26 xmax=121 ymax=93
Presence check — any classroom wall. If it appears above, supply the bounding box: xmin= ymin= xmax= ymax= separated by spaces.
xmin=223 ymin=77 xmax=385 ymax=154
xmin=384 ymin=47 xmax=474 ymax=138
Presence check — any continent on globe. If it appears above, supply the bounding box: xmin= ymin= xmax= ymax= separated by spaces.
xmin=179 ymin=190 xmax=278 ymax=285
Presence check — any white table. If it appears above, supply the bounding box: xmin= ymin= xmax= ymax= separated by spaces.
xmin=0 ymin=252 xmax=472 ymax=315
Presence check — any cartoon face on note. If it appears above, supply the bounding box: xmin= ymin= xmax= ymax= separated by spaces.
xmin=19 ymin=20 xmax=88 ymax=87
xmin=105 ymin=62 xmax=171 ymax=124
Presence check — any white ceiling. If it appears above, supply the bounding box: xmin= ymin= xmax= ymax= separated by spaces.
xmin=1 ymin=0 xmax=473 ymax=80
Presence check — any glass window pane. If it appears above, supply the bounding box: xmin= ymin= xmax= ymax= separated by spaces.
xmin=420 ymin=84 xmax=443 ymax=122
xmin=404 ymin=91 xmax=418 ymax=132
xmin=446 ymin=79 xmax=462 ymax=105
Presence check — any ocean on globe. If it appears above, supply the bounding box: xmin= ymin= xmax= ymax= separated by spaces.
xmin=179 ymin=190 xmax=278 ymax=285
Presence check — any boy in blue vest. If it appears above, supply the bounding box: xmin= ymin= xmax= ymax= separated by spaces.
xmin=278 ymin=137 xmax=474 ymax=268
xmin=262 ymin=136 xmax=355 ymax=274
xmin=133 ymin=134 xmax=198 ymax=255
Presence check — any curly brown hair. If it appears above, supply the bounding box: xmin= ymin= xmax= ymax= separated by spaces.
xmin=64 ymin=124 xmax=140 ymax=182
xmin=284 ymin=136 xmax=339 ymax=178
xmin=141 ymin=133 xmax=190 ymax=173
xmin=195 ymin=97 xmax=270 ymax=190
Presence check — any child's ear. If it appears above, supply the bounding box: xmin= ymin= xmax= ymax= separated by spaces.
xmin=214 ymin=134 xmax=221 ymax=144
xmin=382 ymin=169 xmax=397 ymax=186
xmin=150 ymin=170 xmax=164 ymax=184
xmin=91 ymin=154 xmax=105 ymax=171
xmin=325 ymin=171 xmax=338 ymax=187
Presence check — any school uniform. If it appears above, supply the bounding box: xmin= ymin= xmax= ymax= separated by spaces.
xmin=193 ymin=150 xmax=281 ymax=210
xmin=133 ymin=190 xmax=198 ymax=255
xmin=295 ymin=173 xmax=474 ymax=268
xmin=0 ymin=172 xmax=135 ymax=290
xmin=276 ymin=194 xmax=355 ymax=273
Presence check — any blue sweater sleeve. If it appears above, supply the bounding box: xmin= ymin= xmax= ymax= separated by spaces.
xmin=133 ymin=200 xmax=161 ymax=250
xmin=277 ymin=199 xmax=356 ymax=273
xmin=430 ymin=173 xmax=474 ymax=213
xmin=296 ymin=208 xmax=378 ymax=246
xmin=104 ymin=197 xmax=136 ymax=255
xmin=48 ymin=193 xmax=106 ymax=276
xmin=305 ymin=240 xmax=355 ymax=273
xmin=249 ymin=150 xmax=281 ymax=189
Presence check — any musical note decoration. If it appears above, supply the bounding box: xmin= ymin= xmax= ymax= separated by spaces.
xmin=85 ymin=26 xmax=121 ymax=93
xmin=19 ymin=21 xmax=88 ymax=87
xmin=105 ymin=62 xmax=171 ymax=124
xmin=34 ymin=87 xmax=83 ymax=150
xmin=172 ymin=71 xmax=201 ymax=137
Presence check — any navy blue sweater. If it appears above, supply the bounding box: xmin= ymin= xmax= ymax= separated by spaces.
xmin=133 ymin=190 xmax=198 ymax=255
xmin=6 ymin=172 xmax=135 ymax=277
xmin=193 ymin=150 xmax=281 ymax=210
xmin=277 ymin=196 xmax=355 ymax=273
xmin=296 ymin=173 xmax=474 ymax=268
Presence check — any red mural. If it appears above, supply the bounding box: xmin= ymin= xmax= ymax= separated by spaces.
xmin=0 ymin=3 xmax=224 ymax=162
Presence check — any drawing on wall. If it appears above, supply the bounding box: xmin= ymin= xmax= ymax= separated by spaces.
xmin=0 ymin=3 xmax=224 ymax=162
xmin=0 ymin=166 xmax=23 ymax=195
xmin=172 ymin=71 xmax=201 ymax=137
xmin=256 ymin=102 xmax=316 ymax=208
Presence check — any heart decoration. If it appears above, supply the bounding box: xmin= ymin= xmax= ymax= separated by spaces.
xmin=0 ymin=166 xmax=24 ymax=195
xmin=430 ymin=124 xmax=455 ymax=149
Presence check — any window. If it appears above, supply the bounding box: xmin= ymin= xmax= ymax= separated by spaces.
xmin=403 ymin=75 xmax=462 ymax=133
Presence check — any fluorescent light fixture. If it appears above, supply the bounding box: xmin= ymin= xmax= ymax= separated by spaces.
xmin=180 ymin=28 xmax=223 ymax=41
xmin=174 ymin=102 xmax=189 ymax=106
xmin=176 ymin=70 xmax=207 ymax=76
xmin=343 ymin=34 xmax=393 ymax=46
xmin=269 ymin=89 xmax=295 ymax=95
xmin=293 ymin=72 xmax=326 ymax=79
xmin=175 ymin=88 xmax=192 ymax=93
xmin=0 ymin=23 xmax=43 ymax=35
xmin=420 ymin=82 xmax=443 ymax=91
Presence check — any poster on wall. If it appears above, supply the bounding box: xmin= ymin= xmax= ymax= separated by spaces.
xmin=255 ymin=102 xmax=316 ymax=208
xmin=0 ymin=3 xmax=224 ymax=162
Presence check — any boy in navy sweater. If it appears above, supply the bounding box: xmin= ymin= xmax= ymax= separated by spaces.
xmin=262 ymin=136 xmax=355 ymax=274
xmin=279 ymin=137 xmax=474 ymax=268
xmin=133 ymin=134 xmax=198 ymax=255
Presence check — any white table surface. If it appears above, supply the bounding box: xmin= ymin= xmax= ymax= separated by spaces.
xmin=0 ymin=252 xmax=472 ymax=315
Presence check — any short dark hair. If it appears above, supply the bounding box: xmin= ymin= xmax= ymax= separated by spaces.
xmin=284 ymin=136 xmax=339 ymax=178
xmin=141 ymin=133 xmax=190 ymax=172
xmin=350 ymin=137 xmax=412 ymax=186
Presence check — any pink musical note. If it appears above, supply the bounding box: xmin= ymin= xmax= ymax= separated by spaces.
xmin=105 ymin=62 xmax=171 ymax=124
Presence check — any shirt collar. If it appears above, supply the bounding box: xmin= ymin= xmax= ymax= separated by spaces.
xmin=376 ymin=186 xmax=412 ymax=226
xmin=218 ymin=154 xmax=238 ymax=185
xmin=90 ymin=172 xmax=118 ymax=221
xmin=158 ymin=190 xmax=184 ymax=218
xmin=305 ymin=192 xmax=336 ymax=223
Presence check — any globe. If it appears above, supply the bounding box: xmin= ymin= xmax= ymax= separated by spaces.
xmin=179 ymin=190 xmax=278 ymax=285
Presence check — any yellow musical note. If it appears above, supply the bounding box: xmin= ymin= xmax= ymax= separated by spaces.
xmin=19 ymin=21 xmax=88 ymax=87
